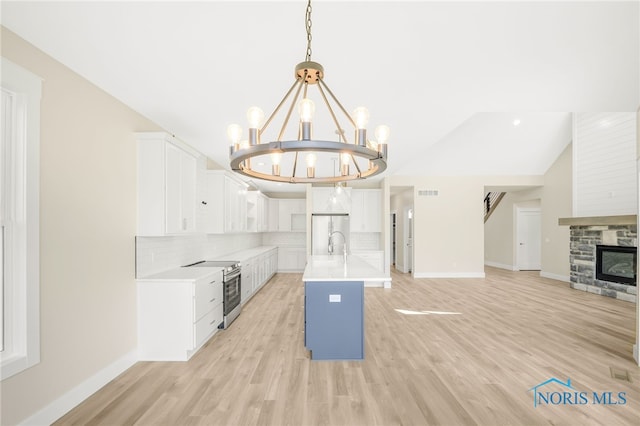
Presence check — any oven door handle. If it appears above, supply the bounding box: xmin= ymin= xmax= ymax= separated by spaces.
xmin=225 ymin=270 xmax=241 ymax=281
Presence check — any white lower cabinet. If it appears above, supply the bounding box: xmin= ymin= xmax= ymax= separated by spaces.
xmin=138 ymin=269 xmax=223 ymax=361
xmin=240 ymin=247 xmax=278 ymax=304
xmin=241 ymin=259 xmax=255 ymax=303
xmin=277 ymin=247 xmax=307 ymax=272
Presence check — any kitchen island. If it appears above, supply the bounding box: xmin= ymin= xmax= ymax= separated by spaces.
xmin=302 ymin=255 xmax=389 ymax=361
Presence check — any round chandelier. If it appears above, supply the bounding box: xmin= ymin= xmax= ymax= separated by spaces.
xmin=227 ymin=0 xmax=389 ymax=184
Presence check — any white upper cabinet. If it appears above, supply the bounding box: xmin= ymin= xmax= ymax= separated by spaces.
xmin=246 ymin=191 xmax=269 ymax=233
xmin=311 ymin=187 xmax=351 ymax=214
xmin=203 ymin=171 xmax=248 ymax=234
xmin=351 ymin=189 xmax=382 ymax=232
xmin=277 ymin=199 xmax=306 ymax=232
xmin=268 ymin=198 xmax=279 ymax=232
xmin=137 ymin=132 xmax=200 ymax=236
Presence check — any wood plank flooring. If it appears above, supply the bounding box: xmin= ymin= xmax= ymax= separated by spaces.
xmin=55 ymin=268 xmax=640 ymax=425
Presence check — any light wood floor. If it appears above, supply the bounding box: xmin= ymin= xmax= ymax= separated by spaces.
xmin=55 ymin=268 xmax=639 ymax=426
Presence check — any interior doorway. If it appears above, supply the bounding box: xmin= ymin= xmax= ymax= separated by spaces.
xmin=390 ymin=186 xmax=414 ymax=274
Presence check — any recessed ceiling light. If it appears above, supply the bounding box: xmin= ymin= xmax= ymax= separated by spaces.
xmin=512 ymin=119 xmax=521 ymax=126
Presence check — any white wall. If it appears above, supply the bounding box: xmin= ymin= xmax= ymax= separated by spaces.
xmin=1 ymin=27 xmax=162 ymax=425
xmin=540 ymin=143 xmax=572 ymax=281
xmin=574 ymin=112 xmax=637 ymax=216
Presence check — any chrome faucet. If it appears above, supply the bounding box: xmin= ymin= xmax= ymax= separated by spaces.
xmin=328 ymin=230 xmax=347 ymax=261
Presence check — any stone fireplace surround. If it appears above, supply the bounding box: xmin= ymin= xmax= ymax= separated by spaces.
xmin=560 ymin=215 xmax=637 ymax=303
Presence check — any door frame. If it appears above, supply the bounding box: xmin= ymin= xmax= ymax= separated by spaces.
xmin=390 ymin=211 xmax=397 ymax=268
xmin=403 ymin=206 xmax=413 ymax=274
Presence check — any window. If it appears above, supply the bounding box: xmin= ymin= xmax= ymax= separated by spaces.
xmin=1 ymin=58 xmax=41 ymax=380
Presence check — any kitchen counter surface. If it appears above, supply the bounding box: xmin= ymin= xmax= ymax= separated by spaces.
xmin=303 ymin=255 xmax=390 ymax=282
xmin=137 ymin=266 xmax=223 ymax=282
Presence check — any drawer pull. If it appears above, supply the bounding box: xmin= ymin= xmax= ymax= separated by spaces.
xmin=209 ymin=280 xmax=216 ymax=284
xmin=209 ymin=298 xmax=216 ymax=302
xmin=209 ymin=319 xmax=216 ymax=325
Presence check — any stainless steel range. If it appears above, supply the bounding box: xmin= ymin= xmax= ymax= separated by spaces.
xmin=184 ymin=260 xmax=241 ymax=329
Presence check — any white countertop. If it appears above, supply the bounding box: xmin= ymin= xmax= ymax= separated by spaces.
xmin=137 ymin=266 xmax=223 ymax=282
xmin=303 ymin=255 xmax=390 ymax=282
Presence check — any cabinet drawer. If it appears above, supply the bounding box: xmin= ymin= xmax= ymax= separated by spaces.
xmin=194 ymin=276 xmax=223 ymax=321
xmin=194 ymin=303 xmax=223 ymax=348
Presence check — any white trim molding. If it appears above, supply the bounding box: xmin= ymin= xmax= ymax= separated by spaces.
xmin=539 ymin=271 xmax=570 ymax=283
xmin=484 ymin=261 xmax=517 ymax=271
xmin=414 ymin=272 xmax=486 ymax=279
xmin=19 ymin=351 xmax=137 ymax=426
xmin=1 ymin=57 xmax=41 ymax=380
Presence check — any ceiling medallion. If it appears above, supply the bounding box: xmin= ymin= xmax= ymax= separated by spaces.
xmin=227 ymin=0 xmax=389 ymax=184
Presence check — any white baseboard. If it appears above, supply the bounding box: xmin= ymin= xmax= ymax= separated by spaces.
xmin=484 ymin=261 xmax=516 ymax=271
xmin=539 ymin=271 xmax=570 ymax=282
xmin=414 ymin=272 xmax=486 ymax=279
xmin=20 ymin=350 xmax=137 ymax=426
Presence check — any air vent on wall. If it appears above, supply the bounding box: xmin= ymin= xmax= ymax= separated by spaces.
xmin=418 ymin=189 xmax=439 ymax=197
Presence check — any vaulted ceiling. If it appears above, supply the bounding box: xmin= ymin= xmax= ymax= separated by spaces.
xmin=2 ymin=1 xmax=638 ymax=193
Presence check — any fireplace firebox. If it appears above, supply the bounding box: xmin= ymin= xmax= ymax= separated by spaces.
xmin=595 ymin=245 xmax=637 ymax=286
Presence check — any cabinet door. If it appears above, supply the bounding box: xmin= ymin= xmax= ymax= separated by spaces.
xmin=278 ymin=200 xmax=293 ymax=231
xmin=180 ymin=152 xmax=197 ymax=232
xmin=268 ymin=199 xmax=279 ymax=231
xmin=305 ymin=281 xmax=364 ymax=360
xmin=246 ymin=191 xmax=258 ymax=232
xmin=165 ymin=143 xmax=182 ymax=234
xmin=351 ymin=189 xmax=381 ymax=232
xmin=285 ymin=199 xmax=307 ymax=232
xmin=257 ymin=194 xmax=268 ymax=232
xmin=364 ymin=190 xmax=381 ymax=232
xmin=196 ymin=159 xmax=208 ymax=233
xmin=204 ymin=172 xmax=225 ymax=234
xmin=224 ymin=177 xmax=239 ymax=232
xmin=350 ymin=190 xmax=365 ymax=232
xmin=165 ymin=143 xmax=197 ymax=234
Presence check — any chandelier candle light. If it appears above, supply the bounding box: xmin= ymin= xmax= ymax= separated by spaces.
xmin=228 ymin=0 xmax=389 ymax=184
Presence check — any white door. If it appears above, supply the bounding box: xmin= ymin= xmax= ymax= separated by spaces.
xmin=516 ymin=208 xmax=541 ymax=270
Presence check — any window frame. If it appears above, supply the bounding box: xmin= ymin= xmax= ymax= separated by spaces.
xmin=1 ymin=57 xmax=41 ymax=381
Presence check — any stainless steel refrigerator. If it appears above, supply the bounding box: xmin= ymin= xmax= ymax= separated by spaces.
xmin=311 ymin=214 xmax=350 ymax=256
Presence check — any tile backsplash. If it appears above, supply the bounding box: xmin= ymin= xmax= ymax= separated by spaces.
xmin=136 ymin=231 xmax=379 ymax=277
xmin=136 ymin=233 xmax=263 ymax=277
xmin=261 ymin=232 xmax=306 ymax=247
xmin=350 ymin=232 xmax=381 ymax=250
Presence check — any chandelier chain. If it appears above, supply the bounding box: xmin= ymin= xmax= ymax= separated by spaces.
xmin=305 ymin=0 xmax=313 ymax=62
